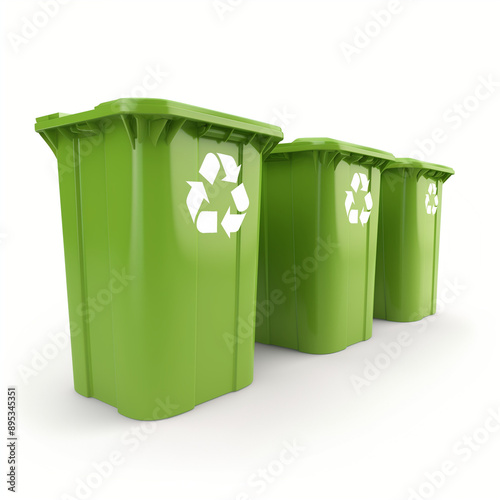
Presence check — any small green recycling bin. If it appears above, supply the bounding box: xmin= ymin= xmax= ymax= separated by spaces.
xmin=256 ymin=138 xmax=394 ymax=354
xmin=374 ymin=158 xmax=454 ymax=322
xmin=35 ymin=98 xmax=282 ymax=420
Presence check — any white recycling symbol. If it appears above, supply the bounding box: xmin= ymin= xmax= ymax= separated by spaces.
xmin=425 ymin=182 xmax=438 ymax=215
xmin=186 ymin=152 xmax=249 ymax=237
xmin=345 ymin=172 xmax=372 ymax=226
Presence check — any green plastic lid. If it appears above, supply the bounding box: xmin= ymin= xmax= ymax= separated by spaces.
xmin=387 ymin=157 xmax=455 ymax=176
xmin=35 ymin=98 xmax=283 ymax=139
xmin=270 ymin=137 xmax=395 ymax=161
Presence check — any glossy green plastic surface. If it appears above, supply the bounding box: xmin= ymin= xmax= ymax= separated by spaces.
xmin=35 ymin=98 xmax=283 ymax=420
xmin=256 ymin=138 xmax=394 ymax=354
xmin=374 ymin=158 xmax=454 ymax=322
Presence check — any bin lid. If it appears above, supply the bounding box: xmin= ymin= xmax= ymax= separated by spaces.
xmin=269 ymin=137 xmax=395 ymax=161
xmin=35 ymin=98 xmax=283 ymax=139
xmin=386 ymin=157 xmax=455 ymax=176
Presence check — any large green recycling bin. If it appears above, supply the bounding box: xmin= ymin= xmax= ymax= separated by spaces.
xmin=256 ymin=138 xmax=394 ymax=354
xmin=374 ymin=158 xmax=454 ymax=322
xmin=35 ymin=98 xmax=283 ymax=420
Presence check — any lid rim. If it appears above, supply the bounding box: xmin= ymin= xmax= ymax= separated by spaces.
xmin=383 ymin=157 xmax=455 ymax=176
xmin=34 ymin=98 xmax=283 ymax=139
xmin=269 ymin=137 xmax=395 ymax=161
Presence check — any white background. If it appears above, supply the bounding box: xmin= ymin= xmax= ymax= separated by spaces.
xmin=1 ymin=1 xmax=499 ymax=499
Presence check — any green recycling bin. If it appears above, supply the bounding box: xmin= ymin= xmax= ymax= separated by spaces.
xmin=256 ymin=138 xmax=394 ymax=354
xmin=374 ymin=158 xmax=454 ymax=322
xmin=35 ymin=98 xmax=282 ymax=420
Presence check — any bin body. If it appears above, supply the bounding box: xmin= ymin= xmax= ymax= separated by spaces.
xmin=256 ymin=138 xmax=394 ymax=354
xmin=374 ymin=158 xmax=454 ymax=322
xmin=35 ymin=98 xmax=282 ymax=420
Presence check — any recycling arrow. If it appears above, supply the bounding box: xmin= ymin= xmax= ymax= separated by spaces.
xmin=219 ymin=153 xmax=241 ymax=183
xmin=349 ymin=209 xmax=358 ymax=224
xmin=231 ymin=184 xmax=249 ymax=212
xmin=197 ymin=211 xmax=217 ymax=233
xmin=359 ymin=173 xmax=370 ymax=192
xmin=199 ymin=152 xmax=220 ymax=185
xmin=364 ymin=192 xmax=373 ymax=211
xmin=351 ymin=173 xmax=360 ymax=192
xmin=345 ymin=191 xmax=354 ymax=215
xmin=186 ymin=181 xmax=209 ymax=222
xmin=221 ymin=208 xmax=246 ymax=237
xmin=359 ymin=209 xmax=370 ymax=226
